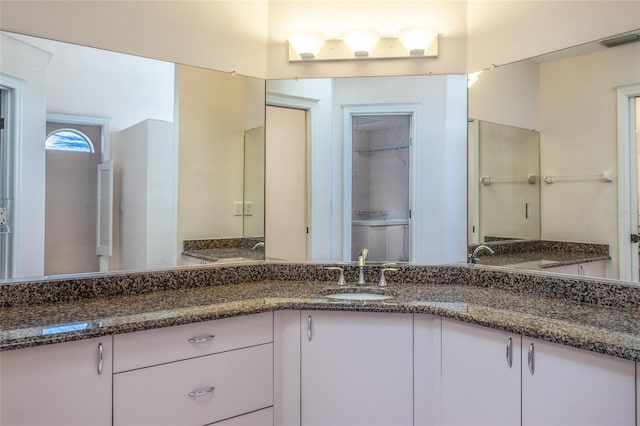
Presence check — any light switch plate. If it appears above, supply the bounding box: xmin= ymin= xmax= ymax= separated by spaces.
xmin=233 ymin=202 xmax=243 ymax=216
xmin=0 ymin=207 xmax=6 ymax=225
xmin=244 ymin=201 xmax=253 ymax=216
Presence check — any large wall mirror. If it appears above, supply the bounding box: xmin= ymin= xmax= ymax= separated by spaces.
xmin=265 ymin=74 xmax=468 ymax=265
xmin=468 ymin=29 xmax=640 ymax=282
xmin=0 ymin=31 xmax=265 ymax=281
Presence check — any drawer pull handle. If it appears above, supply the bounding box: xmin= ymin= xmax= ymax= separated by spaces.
xmin=97 ymin=342 xmax=104 ymax=375
xmin=187 ymin=335 xmax=215 ymax=344
xmin=528 ymin=342 xmax=535 ymax=375
xmin=506 ymin=337 xmax=513 ymax=368
xmin=189 ymin=386 xmax=215 ymax=397
xmin=307 ymin=315 xmax=312 ymax=341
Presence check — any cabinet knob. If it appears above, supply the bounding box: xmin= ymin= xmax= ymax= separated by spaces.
xmin=188 ymin=386 xmax=215 ymax=397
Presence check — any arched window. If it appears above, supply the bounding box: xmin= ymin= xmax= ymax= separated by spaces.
xmin=45 ymin=128 xmax=95 ymax=153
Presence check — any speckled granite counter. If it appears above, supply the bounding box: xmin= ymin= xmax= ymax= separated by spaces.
xmin=469 ymin=240 xmax=610 ymax=270
xmin=1 ymin=263 xmax=639 ymax=362
xmin=182 ymin=238 xmax=265 ymax=262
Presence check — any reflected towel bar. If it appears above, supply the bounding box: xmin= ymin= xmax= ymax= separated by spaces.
xmin=543 ymin=172 xmax=613 ymax=184
xmin=481 ymin=175 xmax=537 ymax=186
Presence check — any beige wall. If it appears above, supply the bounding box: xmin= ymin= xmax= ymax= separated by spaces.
xmin=2 ymin=1 xmax=638 ymax=79
xmin=176 ymin=65 xmax=246 ymax=253
xmin=266 ymin=0 xmax=468 ymax=78
xmin=468 ymin=59 xmax=540 ymax=130
xmin=467 ymin=1 xmax=640 ymax=72
xmin=539 ymin=42 xmax=640 ymax=278
xmin=0 ymin=0 xmax=269 ymax=78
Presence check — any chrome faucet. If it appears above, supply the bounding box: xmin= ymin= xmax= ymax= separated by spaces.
xmin=469 ymin=245 xmax=495 ymax=264
xmin=251 ymin=242 xmax=265 ymax=250
xmin=357 ymin=249 xmax=368 ymax=286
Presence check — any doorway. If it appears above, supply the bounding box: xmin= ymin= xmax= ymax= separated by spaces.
xmin=350 ymin=114 xmax=411 ymax=262
xmin=617 ymin=84 xmax=640 ymax=282
xmin=0 ymin=87 xmax=12 ymax=279
xmin=44 ymin=121 xmax=102 ymax=275
xmin=265 ymin=105 xmax=309 ymax=262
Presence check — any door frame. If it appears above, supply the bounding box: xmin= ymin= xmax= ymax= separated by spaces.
xmin=47 ymin=113 xmax=112 ymax=272
xmin=265 ymin=94 xmax=316 ymax=260
xmin=616 ymin=83 xmax=640 ymax=281
xmin=342 ymin=103 xmax=419 ymax=262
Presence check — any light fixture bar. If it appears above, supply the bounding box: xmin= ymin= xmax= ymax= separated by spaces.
xmin=288 ymin=35 xmax=438 ymax=62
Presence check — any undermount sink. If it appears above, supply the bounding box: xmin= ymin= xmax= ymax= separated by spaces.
xmin=322 ymin=288 xmax=396 ymax=301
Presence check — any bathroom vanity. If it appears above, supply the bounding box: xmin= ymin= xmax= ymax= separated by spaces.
xmin=1 ymin=263 xmax=638 ymax=425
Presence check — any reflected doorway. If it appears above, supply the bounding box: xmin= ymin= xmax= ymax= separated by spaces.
xmin=44 ymin=121 xmax=102 ymax=275
xmin=349 ymin=114 xmax=411 ymax=262
xmin=265 ymin=105 xmax=309 ymax=262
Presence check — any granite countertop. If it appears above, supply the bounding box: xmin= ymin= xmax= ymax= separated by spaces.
xmin=182 ymin=248 xmax=266 ymax=263
xmin=2 ymin=278 xmax=639 ymax=361
xmin=470 ymin=240 xmax=610 ymax=271
xmin=477 ymin=251 xmax=610 ymax=270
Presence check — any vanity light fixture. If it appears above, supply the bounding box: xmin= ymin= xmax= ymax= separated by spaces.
xmin=398 ymin=27 xmax=437 ymax=56
xmin=288 ymin=31 xmax=326 ymax=60
xmin=287 ymin=26 xmax=438 ymax=62
xmin=341 ymin=29 xmax=380 ymax=57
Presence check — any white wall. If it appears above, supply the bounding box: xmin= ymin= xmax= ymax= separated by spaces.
xmin=268 ymin=75 xmax=468 ymax=264
xmin=41 ymin=36 xmax=175 ymax=133
xmin=0 ymin=34 xmax=49 ymax=278
xmin=539 ymin=42 xmax=640 ymax=278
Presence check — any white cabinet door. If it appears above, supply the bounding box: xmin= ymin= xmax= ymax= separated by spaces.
xmin=301 ymin=310 xmax=413 ymax=426
xmin=414 ymin=314 xmax=442 ymax=426
xmin=0 ymin=336 xmax=113 ymax=426
xmin=440 ymin=319 xmax=521 ymax=426
xmin=522 ymin=338 xmax=635 ymax=426
xmin=546 ymin=260 xmax=607 ymax=278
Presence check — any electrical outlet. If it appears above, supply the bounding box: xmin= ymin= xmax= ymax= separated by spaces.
xmin=233 ymin=202 xmax=243 ymax=216
xmin=0 ymin=207 xmax=6 ymax=225
xmin=244 ymin=201 xmax=253 ymax=216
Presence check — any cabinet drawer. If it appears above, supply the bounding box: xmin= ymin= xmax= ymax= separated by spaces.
xmin=114 ymin=343 xmax=273 ymax=426
xmin=208 ymin=407 xmax=273 ymax=426
xmin=114 ymin=312 xmax=272 ymax=372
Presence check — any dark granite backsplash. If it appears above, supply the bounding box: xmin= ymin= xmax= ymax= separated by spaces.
xmin=2 ymin=262 xmax=639 ymax=312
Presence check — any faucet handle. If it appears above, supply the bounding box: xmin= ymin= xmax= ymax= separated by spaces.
xmin=379 ymin=267 xmax=398 ymax=287
xmin=326 ymin=266 xmax=346 ymax=286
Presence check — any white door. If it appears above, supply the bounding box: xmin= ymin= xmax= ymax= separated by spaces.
xmin=45 ymin=121 xmax=102 ymax=275
xmin=522 ymin=337 xmax=635 ymax=426
xmin=618 ymin=85 xmax=640 ymax=281
xmin=301 ymin=311 xmax=413 ymax=426
xmin=440 ymin=319 xmax=521 ymax=426
xmin=265 ymin=105 xmax=308 ymax=261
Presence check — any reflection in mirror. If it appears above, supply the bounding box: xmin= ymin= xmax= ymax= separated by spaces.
xmin=243 ymin=126 xmax=265 ymax=240
xmin=0 ymin=31 xmax=266 ymax=281
xmin=467 ymin=120 xmax=540 ymax=244
xmin=468 ymin=29 xmax=640 ymax=281
xmin=266 ymin=74 xmax=467 ymax=265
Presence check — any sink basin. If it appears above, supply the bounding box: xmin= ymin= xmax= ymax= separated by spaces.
xmin=322 ymin=287 xmax=396 ymax=301
xmin=325 ymin=292 xmax=394 ymax=301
